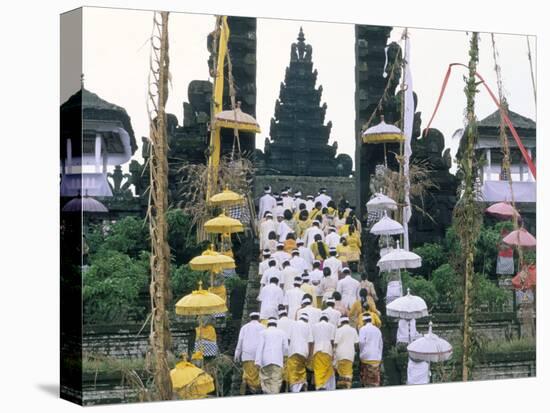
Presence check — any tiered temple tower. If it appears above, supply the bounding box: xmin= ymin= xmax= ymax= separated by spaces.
xmin=256 ymin=28 xmax=352 ymax=177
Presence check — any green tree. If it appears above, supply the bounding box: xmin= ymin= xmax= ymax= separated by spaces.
xmin=83 ymin=250 xmax=150 ymax=323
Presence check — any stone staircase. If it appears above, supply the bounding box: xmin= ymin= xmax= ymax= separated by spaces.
xmin=229 ymin=261 xmax=261 ymax=395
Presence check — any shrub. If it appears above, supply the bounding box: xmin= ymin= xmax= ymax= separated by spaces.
xmin=472 ymin=273 xmax=509 ymax=312
xmin=412 ymin=243 xmax=446 ymax=277
xmin=83 ymin=250 xmax=150 ymax=324
xmin=171 ymin=264 xmax=210 ymax=301
xmin=402 ymin=272 xmax=438 ymax=309
xmin=431 ymin=264 xmax=462 ymax=308
xmin=88 ymin=217 xmax=149 ymax=259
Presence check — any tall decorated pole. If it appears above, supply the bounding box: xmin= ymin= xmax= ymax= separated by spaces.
xmin=456 ymin=32 xmax=481 ymax=381
xmin=401 ymin=28 xmax=414 ymax=251
xmin=146 ymin=11 xmax=173 ymax=400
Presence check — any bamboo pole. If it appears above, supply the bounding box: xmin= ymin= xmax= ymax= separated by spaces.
xmin=461 ymin=32 xmax=480 ymax=382
xmin=147 ymin=11 xmax=173 ymax=400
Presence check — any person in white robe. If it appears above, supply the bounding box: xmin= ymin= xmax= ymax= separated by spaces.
xmin=305 ymin=195 xmax=315 ymax=212
xmin=272 ymin=243 xmax=291 ymax=268
xmin=314 ymin=188 xmax=332 ymax=208
xmin=297 ymin=239 xmax=314 ymax=271
xmin=309 ymin=261 xmax=324 ymax=294
xmin=277 ymin=218 xmax=293 ymax=243
xmin=258 ymin=186 xmax=277 ymax=222
xmin=280 ymin=260 xmax=301 ymax=292
xmin=320 ymin=268 xmax=338 ymax=303
xmin=311 ymin=313 xmax=336 ymax=390
xmin=358 ymin=315 xmax=383 ymax=387
xmin=287 ymin=314 xmax=313 ymax=392
xmin=407 ymin=358 xmax=430 ymax=385
xmin=258 ymin=277 xmax=284 ymax=321
xmin=323 ymin=249 xmax=343 ymax=281
xmin=289 ymin=249 xmax=308 ymax=274
xmin=325 ymin=226 xmax=340 ymax=249
xmin=322 ymin=298 xmax=341 ymax=327
xmin=284 ymin=277 xmax=305 ymax=320
xmin=281 ymin=191 xmax=294 ymax=212
xmin=333 ymin=316 xmax=359 ymax=388
xmin=336 ymin=268 xmax=360 ymax=309
xmin=296 ymin=296 xmax=322 ymax=326
xmin=293 ymin=191 xmax=306 ymax=213
xmin=304 ymin=221 xmax=324 ymax=248
xmin=234 ymin=312 xmax=266 ymax=394
xmin=259 ymin=213 xmax=278 ymax=251
xmin=255 ymin=318 xmax=288 ymax=394
xmin=396 ymin=318 xmax=421 ymax=344
xmin=258 ymin=250 xmax=272 ymax=278
xmin=260 ymin=260 xmax=281 ymax=289
xmin=276 ymin=307 xmax=295 ymax=341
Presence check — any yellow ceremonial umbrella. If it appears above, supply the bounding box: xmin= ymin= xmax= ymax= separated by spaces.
xmin=204 ymin=212 xmax=243 ymax=256
xmin=170 ymin=360 xmax=215 ymax=399
xmin=175 ymin=281 xmax=228 ymax=316
xmin=209 ymin=187 xmax=244 ymax=207
xmin=214 ymin=102 xmax=261 ymax=134
xmin=204 ymin=213 xmax=244 ymax=234
xmin=189 ymin=248 xmax=236 ymax=273
xmin=175 ymin=282 xmax=228 ymax=359
xmin=188 ymin=247 xmax=235 ymax=301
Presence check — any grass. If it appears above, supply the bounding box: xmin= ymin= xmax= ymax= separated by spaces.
xmin=481 ymin=337 xmax=536 ymax=354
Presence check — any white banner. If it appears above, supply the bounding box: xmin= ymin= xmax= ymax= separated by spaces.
xmin=403 ymin=30 xmax=414 ymax=251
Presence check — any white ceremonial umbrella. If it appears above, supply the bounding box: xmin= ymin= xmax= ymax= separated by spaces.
xmin=366 ymin=193 xmax=398 ymax=212
xmin=407 ymin=321 xmax=453 ymax=362
xmin=377 ymin=241 xmax=422 ymax=272
xmin=387 ymin=287 xmax=429 ymax=343
xmin=386 ymin=288 xmax=429 ymax=319
xmin=370 ymin=211 xmax=404 ymax=236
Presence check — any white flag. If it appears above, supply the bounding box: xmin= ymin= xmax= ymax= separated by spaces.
xmin=403 ymin=30 xmax=414 ymax=251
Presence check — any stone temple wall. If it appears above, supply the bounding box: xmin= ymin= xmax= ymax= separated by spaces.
xmin=253 ymin=175 xmax=358 ymax=209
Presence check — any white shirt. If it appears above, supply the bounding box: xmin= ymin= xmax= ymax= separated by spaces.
xmin=320 ymin=277 xmax=338 ymax=301
xmin=294 ymin=197 xmax=307 ymax=211
xmin=288 ymin=319 xmax=313 ymax=358
xmin=297 ymin=305 xmax=322 ymax=326
xmin=277 ymin=220 xmax=293 ymax=243
xmin=255 ymin=326 xmax=288 ymax=368
xmin=260 ymin=219 xmax=278 ymax=250
xmin=407 ymin=359 xmax=430 ymax=385
xmin=276 ymin=316 xmax=295 ymax=342
xmin=258 ymin=283 xmax=284 ymax=320
xmin=261 ymin=266 xmax=281 ymax=287
xmin=323 ymin=306 xmax=342 ymax=328
xmin=259 ymin=259 xmax=270 ymax=276
xmin=358 ymin=323 xmax=383 ymax=361
xmin=304 ymin=226 xmax=324 ymax=248
xmin=272 ymin=250 xmax=291 ymax=268
xmin=337 ymin=275 xmax=361 ymax=308
xmin=323 ymin=256 xmax=343 ymax=281
xmin=397 ymin=319 xmax=420 ymax=344
xmin=334 ymin=324 xmax=359 ymax=362
xmin=325 ymin=231 xmax=341 ymax=249
xmin=314 ymin=193 xmax=332 ymax=208
xmin=309 ymin=268 xmax=323 ymax=286
xmin=289 ymin=255 xmax=308 ymax=274
xmin=273 ymin=205 xmax=284 ymax=218
xmin=235 ymin=320 xmax=266 ymax=362
xmin=312 ymin=320 xmax=336 ymax=355
xmin=281 ymin=196 xmax=294 ymax=212
xmin=284 ymin=287 xmax=305 ymax=320
xmin=298 ymin=246 xmax=314 ymax=270
xmin=281 ymin=266 xmax=301 ymax=291
xmin=259 ymin=194 xmax=277 ymax=221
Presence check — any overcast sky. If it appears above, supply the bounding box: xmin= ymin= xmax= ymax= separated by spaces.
xmin=77 ymin=7 xmax=536 ymax=171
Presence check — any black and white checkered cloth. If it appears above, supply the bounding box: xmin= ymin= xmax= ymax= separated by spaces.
xmin=227 ymin=203 xmax=251 ymax=225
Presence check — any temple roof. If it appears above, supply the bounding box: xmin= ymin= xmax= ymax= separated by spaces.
xmin=61 ymin=88 xmax=137 ymax=154
xmin=478 ymin=109 xmax=536 ymax=130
